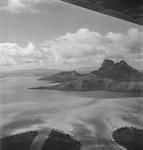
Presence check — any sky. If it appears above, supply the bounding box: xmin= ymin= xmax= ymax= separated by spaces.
xmin=0 ymin=0 xmax=143 ymax=71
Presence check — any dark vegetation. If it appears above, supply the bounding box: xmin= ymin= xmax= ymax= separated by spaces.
xmin=0 ymin=130 xmax=81 ymax=150
xmin=1 ymin=126 xmax=143 ymax=150
xmin=112 ymin=127 xmax=143 ymax=150
xmin=0 ymin=131 xmax=38 ymax=150
xmin=42 ymin=129 xmax=81 ymax=150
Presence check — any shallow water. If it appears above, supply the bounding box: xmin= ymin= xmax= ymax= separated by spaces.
xmin=0 ymin=77 xmax=143 ymax=150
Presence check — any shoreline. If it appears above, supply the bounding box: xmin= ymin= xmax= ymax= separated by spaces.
xmin=29 ymin=87 xmax=143 ymax=96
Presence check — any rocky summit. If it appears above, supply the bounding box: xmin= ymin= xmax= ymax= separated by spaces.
xmin=92 ymin=59 xmax=143 ymax=81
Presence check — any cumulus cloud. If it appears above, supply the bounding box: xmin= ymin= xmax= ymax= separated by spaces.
xmin=0 ymin=28 xmax=143 ymax=69
xmin=0 ymin=42 xmax=42 ymax=65
xmin=41 ymin=28 xmax=143 ymax=69
xmin=0 ymin=0 xmax=59 ymax=13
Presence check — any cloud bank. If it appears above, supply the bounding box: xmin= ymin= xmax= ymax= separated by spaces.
xmin=0 ymin=28 xmax=143 ymax=70
xmin=0 ymin=0 xmax=59 ymax=13
xmin=41 ymin=28 xmax=143 ymax=69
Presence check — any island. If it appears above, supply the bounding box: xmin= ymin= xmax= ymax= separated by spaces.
xmin=30 ymin=59 xmax=143 ymax=93
xmin=112 ymin=127 xmax=143 ymax=150
xmin=42 ymin=129 xmax=81 ymax=150
xmin=0 ymin=129 xmax=81 ymax=150
xmin=0 ymin=131 xmax=38 ymax=150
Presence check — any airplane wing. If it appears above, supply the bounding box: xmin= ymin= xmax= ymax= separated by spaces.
xmin=61 ymin=0 xmax=143 ymax=26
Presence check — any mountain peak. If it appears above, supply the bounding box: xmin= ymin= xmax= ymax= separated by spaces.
xmin=119 ymin=60 xmax=127 ymax=65
xmin=96 ymin=59 xmax=142 ymax=81
xmin=116 ymin=60 xmax=129 ymax=67
xmin=102 ymin=59 xmax=114 ymax=66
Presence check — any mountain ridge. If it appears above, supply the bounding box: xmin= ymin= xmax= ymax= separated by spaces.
xmin=39 ymin=70 xmax=87 ymax=82
xmin=30 ymin=59 xmax=143 ymax=93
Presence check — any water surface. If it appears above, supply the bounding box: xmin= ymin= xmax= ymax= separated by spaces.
xmin=0 ymin=77 xmax=143 ymax=150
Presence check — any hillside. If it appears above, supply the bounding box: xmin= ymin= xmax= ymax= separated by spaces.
xmin=39 ymin=71 xmax=87 ymax=82
xmin=45 ymin=77 xmax=143 ymax=93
